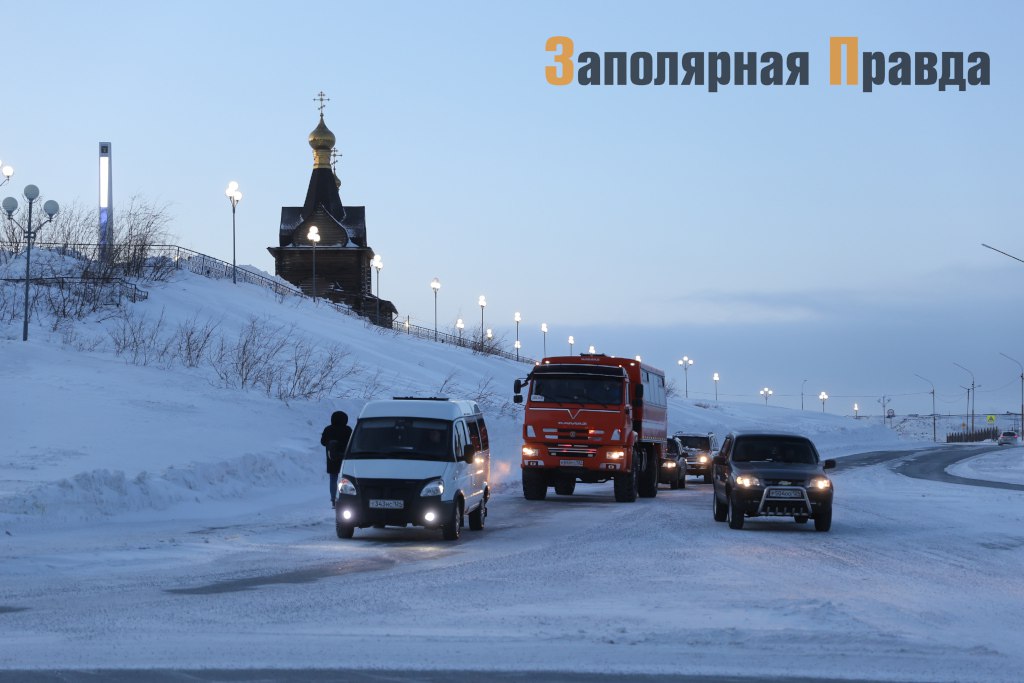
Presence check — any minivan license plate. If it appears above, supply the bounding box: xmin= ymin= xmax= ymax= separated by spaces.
xmin=560 ymin=459 xmax=584 ymax=467
xmin=369 ymin=499 xmax=404 ymax=509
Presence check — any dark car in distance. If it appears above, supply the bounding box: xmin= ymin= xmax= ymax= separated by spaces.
xmin=711 ymin=431 xmax=835 ymax=532
xmin=659 ymin=436 xmax=687 ymax=489
xmin=674 ymin=432 xmax=718 ymax=483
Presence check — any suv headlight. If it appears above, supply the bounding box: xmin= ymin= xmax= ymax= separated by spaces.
xmin=420 ymin=479 xmax=444 ymax=497
xmin=337 ymin=477 xmax=357 ymax=496
xmin=698 ymin=454 xmax=709 ymax=463
xmin=735 ymin=474 xmax=760 ymax=488
xmin=808 ymin=476 xmax=832 ymax=490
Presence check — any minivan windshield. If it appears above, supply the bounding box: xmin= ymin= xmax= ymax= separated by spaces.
xmin=347 ymin=417 xmax=453 ymax=461
xmin=530 ymin=376 xmax=623 ymax=405
xmin=732 ymin=438 xmax=817 ymax=464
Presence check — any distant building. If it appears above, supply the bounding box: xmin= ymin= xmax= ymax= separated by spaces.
xmin=267 ymin=107 xmax=396 ymax=325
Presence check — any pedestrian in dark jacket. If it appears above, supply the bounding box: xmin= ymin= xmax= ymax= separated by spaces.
xmin=320 ymin=411 xmax=352 ymax=507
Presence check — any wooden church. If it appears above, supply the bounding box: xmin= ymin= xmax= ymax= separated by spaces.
xmin=267 ymin=102 xmax=396 ymax=325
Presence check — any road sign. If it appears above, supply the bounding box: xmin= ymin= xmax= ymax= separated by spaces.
xmin=986 ymin=414 xmax=996 ymax=424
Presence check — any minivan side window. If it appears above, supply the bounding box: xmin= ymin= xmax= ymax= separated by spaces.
xmin=454 ymin=419 xmax=469 ymax=459
xmin=467 ymin=418 xmax=482 ymax=451
xmin=478 ymin=419 xmax=489 ymax=450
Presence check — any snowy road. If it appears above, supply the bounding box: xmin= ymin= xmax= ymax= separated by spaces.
xmin=2 ymin=445 xmax=1022 ymax=682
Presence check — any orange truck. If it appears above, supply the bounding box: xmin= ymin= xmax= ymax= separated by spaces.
xmin=513 ymin=353 xmax=668 ymax=502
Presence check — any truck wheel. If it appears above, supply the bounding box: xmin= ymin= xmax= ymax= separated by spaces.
xmin=814 ymin=505 xmax=832 ymax=532
xmin=522 ymin=469 xmax=547 ymax=501
xmin=614 ymin=460 xmax=638 ymax=503
xmin=554 ymin=476 xmax=576 ymax=496
xmin=468 ymin=498 xmax=486 ymax=530
xmin=703 ymin=472 xmax=712 ymax=484
xmin=712 ymin=489 xmax=727 ymax=522
xmin=638 ymin=447 xmax=659 ymax=498
xmin=442 ymin=501 xmax=463 ymax=540
xmin=727 ymin=492 xmax=745 ymax=530
xmin=335 ymin=521 xmax=354 ymax=539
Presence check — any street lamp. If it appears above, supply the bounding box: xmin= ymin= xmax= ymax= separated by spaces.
xmin=456 ymin=318 xmax=464 ymax=344
xmin=819 ymin=391 xmax=829 ymax=413
xmin=514 ymin=311 xmax=521 ymax=360
xmin=225 ymin=181 xmax=242 ymax=284
xmin=478 ymin=295 xmax=486 ymax=351
xmin=588 ymin=345 xmax=596 ymax=354
xmin=372 ymin=254 xmax=383 ymax=323
xmin=854 ymin=403 xmax=859 ymax=419
xmin=713 ymin=372 xmax=720 ymax=400
xmin=306 ymin=225 xmax=320 ymax=298
xmin=914 ymin=373 xmax=937 ymax=442
xmin=801 ymin=378 xmax=808 ymax=411
xmin=430 ymin=277 xmax=441 ymax=341
xmin=999 ymin=353 xmax=1024 ymax=434
xmin=760 ymin=387 xmax=773 ymax=405
xmin=568 ymin=335 xmax=575 ymax=355
xmin=677 ymin=356 xmax=694 ymax=398
xmin=2 ymin=185 xmax=60 ymax=342
xmin=0 ymin=160 xmax=13 ymax=187
xmin=514 ymin=339 xmax=521 ymax=358
xmin=953 ymin=362 xmax=976 ymax=433
xmin=541 ymin=322 xmax=548 ymax=357
xmin=486 ymin=328 xmax=493 ymax=345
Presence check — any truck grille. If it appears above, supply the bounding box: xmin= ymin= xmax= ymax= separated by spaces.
xmin=543 ymin=428 xmax=605 ymax=441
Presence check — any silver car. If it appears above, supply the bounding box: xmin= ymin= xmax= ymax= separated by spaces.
xmin=997 ymin=431 xmax=1020 ymax=446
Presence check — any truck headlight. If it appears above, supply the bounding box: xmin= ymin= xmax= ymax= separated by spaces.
xmin=808 ymin=476 xmax=832 ymax=490
xmin=522 ymin=446 xmax=539 ymax=457
xmin=337 ymin=477 xmax=357 ymax=496
xmin=606 ymin=450 xmax=625 ymax=460
xmin=420 ymin=479 xmax=444 ymax=497
xmin=735 ymin=475 xmax=760 ymax=488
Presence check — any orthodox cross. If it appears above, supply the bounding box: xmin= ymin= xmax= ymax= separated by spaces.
xmin=314 ymin=91 xmax=330 ymax=115
xmin=330 ymin=147 xmax=343 ymax=174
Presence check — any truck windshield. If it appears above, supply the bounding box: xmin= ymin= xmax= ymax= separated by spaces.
xmin=347 ymin=418 xmax=454 ymax=461
xmin=530 ymin=376 xmax=623 ymax=405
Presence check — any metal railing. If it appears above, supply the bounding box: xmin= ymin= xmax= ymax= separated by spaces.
xmin=391 ymin=317 xmax=537 ymax=365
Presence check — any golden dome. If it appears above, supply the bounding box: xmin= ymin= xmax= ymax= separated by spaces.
xmin=309 ymin=115 xmax=335 ymax=168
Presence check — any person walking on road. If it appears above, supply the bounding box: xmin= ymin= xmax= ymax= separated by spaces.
xmin=321 ymin=411 xmax=352 ymax=507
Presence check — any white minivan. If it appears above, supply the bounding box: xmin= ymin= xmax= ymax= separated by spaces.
xmin=334 ymin=397 xmax=491 ymax=540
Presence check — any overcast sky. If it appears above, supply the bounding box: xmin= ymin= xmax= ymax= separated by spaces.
xmin=4 ymin=1 xmax=1022 ymax=417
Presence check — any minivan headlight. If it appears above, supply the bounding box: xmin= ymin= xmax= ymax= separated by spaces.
xmin=420 ymin=479 xmax=444 ymax=497
xmin=337 ymin=477 xmax=357 ymax=496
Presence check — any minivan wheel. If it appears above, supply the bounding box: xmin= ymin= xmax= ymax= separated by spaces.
xmin=468 ymin=498 xmax=486 ymax=530
xmin=442 ymin=502 xmax=463 ymax=540
xmin=727 ymin=492 xmax=745 ymax=530
xmin=335 ymin=521 xmax=354 ymax=539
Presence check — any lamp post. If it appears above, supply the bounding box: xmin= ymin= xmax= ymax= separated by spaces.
xmin=486 ymin=328 xmax=493 ymax=347
xmin=854 ymin=403 xmax=859 ymax=419
xmin=999 ymin=353 xmax=1024 ymax=433
xmin=225 ymin=181 xmax=242 ymax=284
xmin=914 ymin=373 xmax=937 ymax=442
xmin=760 ymin=387 xmax=773 ymax=405
xmin=588 ymin=345 xmax=596 ymax=354
xmin=0 ymin=160 xmax=13 ymax=187
xmin=514 ymin=312 xmax=521 ymax=360
xmin=514 ymin=339 xmax=521 ymax=358
xmin=953 ymin=362 xmax=976 ymax=432
xmin=677 ymin=356 xmax=694 ymax=398
xmin=306 ymin=225 xmax=320 ymax=298
xmin=372 ymin=254 xmax=383 ymax=323
xmin=2 ymin=185 xmax=60 ymax=342
xmin=430 ymin=277 xmax=441 ymax=341
xmin=801 ymin=378 xmax=808 ymax=411
xmin=456 ymin=318 xmax=464 ymax=345
xmin=568 ymin=335 xmax=574 ymax=355
xmin=541 ymin=323 xmax=548 ymax=357
xmin=819 ymin=391 xmax=829 ymax=413
xmin=713 ymin=372 xmax=720 ymax=401
xmin=478 ymin=295 xmax=486 ymax=351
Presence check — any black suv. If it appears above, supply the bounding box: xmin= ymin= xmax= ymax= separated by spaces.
xmin=711 ymin=431 xmax=835 ymax=532
xmin=674 ymin=432 xmax=718 ymax=483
